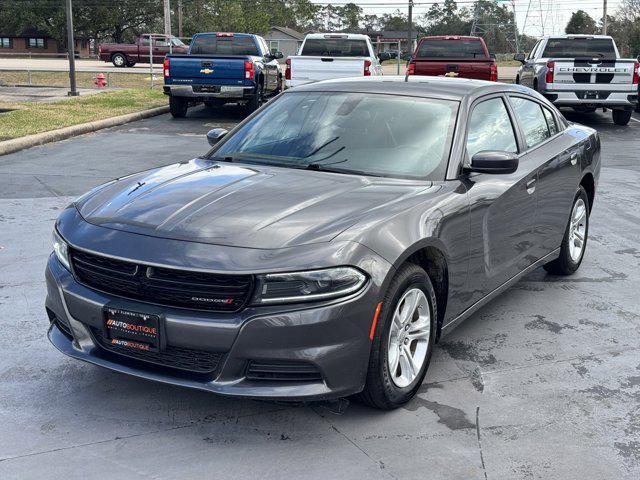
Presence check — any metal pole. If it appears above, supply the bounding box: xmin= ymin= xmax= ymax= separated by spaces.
xmin=150 ymin=36 xmax=154 ymax=88
xmin=65 ymin=0 xmax=78 ymax=96
xmin=602 ymin=0 xmax=608 ymax=34
xmin=178 ymin=0 xmax=183 ymax=38
xmin=397 ymin=40 xmax=401 ymax=75
xmin=512 ymin=0 xmax=520 ymax=53
xmin=164 ymin=0 xmax=172 ymax=38
xmin=407 ymin=0 xmax=413 ymax=60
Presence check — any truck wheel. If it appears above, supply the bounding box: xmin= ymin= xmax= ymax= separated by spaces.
xmin=111 ymin=53 xmax=127 ymax=68
xmin=612 ymin=109 xmax=632 ymax=126
xmin=169 ymin=97 xmax=188 ymax=118
xmin=246 ymin=83 xmax=264 ymax=113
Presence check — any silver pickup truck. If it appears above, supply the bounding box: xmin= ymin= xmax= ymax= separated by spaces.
xmin=515 ymin=35 xmax=639 ymax=125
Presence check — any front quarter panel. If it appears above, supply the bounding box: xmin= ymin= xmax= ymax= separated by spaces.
xmin=338 ymin=181 xmax=471 ymax=325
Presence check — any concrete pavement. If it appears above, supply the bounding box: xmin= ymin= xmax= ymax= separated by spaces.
xmin=0 ymin=105 xmax=639 ymax=479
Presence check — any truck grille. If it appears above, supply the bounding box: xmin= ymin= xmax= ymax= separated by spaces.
xmin=91 ymin=328 xmax=224 ymax=374
xmin=70 ymin=249 xmax=253 ymax=312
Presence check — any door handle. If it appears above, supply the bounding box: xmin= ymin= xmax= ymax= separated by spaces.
xmin=570 ymin=153 xmax=578 ymax=165
xmin=526 ymin=178 xmax=536 ymax=194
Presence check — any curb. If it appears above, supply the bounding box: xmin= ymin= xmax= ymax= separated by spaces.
xmin=0 ymin=105 xmax=170 ymax=157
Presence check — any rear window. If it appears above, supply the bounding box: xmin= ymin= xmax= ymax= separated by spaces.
xmin=542 ymin=38 xmax=616 ymax=58
xmin=301 ymin=39 xmax=368 ymax=57
xmin=190 ymin=36 xmax=259 ymax=56
xmin=416 ymin=39 xmax=487 ymax=59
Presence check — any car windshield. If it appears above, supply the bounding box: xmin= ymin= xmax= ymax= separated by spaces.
xmin=190 ymin=35 xmax=259 ymax=55
xmin=416 ymin=39 xmax=487 ymax=58
xmin=301 ymin=39 xmax=369 ymax=57
xmin=171 ymin=37 xmax=185 ymax=47
xmin=210 ymin=92 xmax=458 ymax=180
xmin=542 ymin=38 xmax=616 ymax=58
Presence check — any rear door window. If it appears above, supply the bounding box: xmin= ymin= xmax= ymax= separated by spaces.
xmin=190 ymin=36 xmax=259 ymax=56
xmin=466 ymin=98 xmax=518 ymax=157
xmin=416 ymin=39 xmax=486 ymax=59
xmin=510 ymin=97 xmax=551 ymax=148
xmin=542 ymin=107 xmax=559 ymax=136
xmin=541 ymin=38 xmax=616 ymax=58
xmin=300 ymin=39 xmax=369 ymax=57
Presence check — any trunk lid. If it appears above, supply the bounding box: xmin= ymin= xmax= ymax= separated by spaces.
xmin=289 ymin=56 xmax=366 ymax=86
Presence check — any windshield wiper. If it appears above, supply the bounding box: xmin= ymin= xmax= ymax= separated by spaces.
xmin=306 ymin=163 xmax=382 ymax=177
xmin=210 ymin=155 xmax=234 ymax=162
xmin=303 ymin=137 xmax=340 ymax=158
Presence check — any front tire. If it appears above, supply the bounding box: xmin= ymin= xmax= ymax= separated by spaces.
xmin=544 ymin=187 xmax=589 ymax=275
xmin=169 ymin=96 xmax=188 ymax=118
xmin=111 ymin=53 xmax=127 ymax=68
xmin=357 ymin=264 xmax=437 ymax=410
xmin=612 ymin=109 xmax=632 ymax=126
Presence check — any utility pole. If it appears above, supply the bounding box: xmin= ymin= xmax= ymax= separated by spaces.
xmin=163 ymin=0 xmax=172 ymax=38
xmin=407 ymin=0 xmax=413 ymax=57
xmin=602 ymin=0 xmax=608 ymax=34
xmin=65 ymin=0 xmax=78 ymax=96
xmin=177 ymin=0 xmax=183 ymax=38
xmin=511 ymin=0 xmax=519 ymax=53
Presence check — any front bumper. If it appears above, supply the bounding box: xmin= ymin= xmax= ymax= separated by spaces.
xmin=163 ymin=84 xmax=253 ymax=100
xmin=45 ymin=252 xmax=384 ymax=401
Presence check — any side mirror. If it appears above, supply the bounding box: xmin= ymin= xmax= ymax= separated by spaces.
xmin=269 ymin=51 xmax=284 ymax=60
xmin=466 ymin=151 xmax=519 ymax=175
xmin=206 ymin=128 xmax=228 ymax=146
xmin=514 ymin=53 xmax=526 ymax=63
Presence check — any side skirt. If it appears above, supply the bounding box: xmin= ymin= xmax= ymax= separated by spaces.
xmin=439 ymin=248 xmax=561 ymax=338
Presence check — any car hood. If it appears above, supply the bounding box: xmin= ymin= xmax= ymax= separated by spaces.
xmin=76 ymin=159 xmax=431 ymax=249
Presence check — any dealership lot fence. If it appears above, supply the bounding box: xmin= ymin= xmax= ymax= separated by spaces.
xmin=0 ymin=68 xmax=161 ymax=90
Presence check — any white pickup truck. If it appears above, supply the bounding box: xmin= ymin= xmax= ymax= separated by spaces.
xmin=514 ymin=35 xmax=639 ymax=125
xmin=285 ymin=33 xmax=383 ymax=88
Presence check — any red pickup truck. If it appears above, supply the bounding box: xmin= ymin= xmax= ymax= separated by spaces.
xmin=98 ymin=34 xmax=188 ymax=67
xmin=407 ymin=36 xmax=497 ymax=81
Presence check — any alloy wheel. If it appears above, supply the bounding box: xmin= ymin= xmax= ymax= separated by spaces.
xmin=568 ymin=197 xmax=587 ymax=262
xmin=387 ymin=288 xmax=431 ymax=388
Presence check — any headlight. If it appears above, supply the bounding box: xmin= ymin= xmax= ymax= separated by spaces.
xmin=52 ymin=229 xmax=71 ymax=271
xmin=252 ymin=267 xmax=367 ymax=304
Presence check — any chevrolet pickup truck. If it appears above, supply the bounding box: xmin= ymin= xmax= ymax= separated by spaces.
xmin=515 ymin=35 xmax=639 ymax=125
xmin=163 ymin=32 xmax=283 ymax=118
xmin=285 ymin=33 xmax=383 ymax=88
xmin=98 ymin=34 xmax=188 ymax=67
xmin=407 ymin=36 xmax=498 ymax=81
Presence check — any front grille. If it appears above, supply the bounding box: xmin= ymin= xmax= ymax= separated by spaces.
xmin=70 ymin=249 xmax=253 ymax=312
xmin=91 ymin=327 xmax=223 ymax=373
xmin=246 ymin=360 xmax=323 ymax=382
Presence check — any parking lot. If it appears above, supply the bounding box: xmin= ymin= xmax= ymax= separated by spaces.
xmin=1 ymin=104 xmax=639 ymax=479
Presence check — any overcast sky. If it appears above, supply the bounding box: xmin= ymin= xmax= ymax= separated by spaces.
xmin=311 ymin=0 xmax=623 ymax=37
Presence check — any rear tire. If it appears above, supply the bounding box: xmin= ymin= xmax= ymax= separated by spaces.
xmin=246 ymin=83 xmax=264 ymax=113
xmin=169 ymin=96 xmax=188 ymax=118
xmin=612 ymin=109 xmax=632 ymax=126
xmin=544 ymin=187 xmax=589 ymax=275
xmin=356 ymin=263 xmax=437 ymax=410
xmin=111 ymin=53 xmax=127 ymax=68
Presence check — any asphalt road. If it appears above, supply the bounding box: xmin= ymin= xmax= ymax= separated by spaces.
xmin=0 ymin=104 xmax=639 ymax=479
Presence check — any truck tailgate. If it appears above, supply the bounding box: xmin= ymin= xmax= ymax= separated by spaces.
xmin=553 ymin=58 xmax=636 ymax=86
xmin=413 ymin=59 xmax=492 ymax=80
xmin=168 ymin=55 xmax=247 ymax=85
xmin=289 ymin=56 xmax=366 ymax=86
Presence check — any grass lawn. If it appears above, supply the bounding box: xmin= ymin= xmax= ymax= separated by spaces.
xmin=0 ymin=89 xmax=166 ymax=141
xmin=0 ymin=70 xmax=160 ymax=89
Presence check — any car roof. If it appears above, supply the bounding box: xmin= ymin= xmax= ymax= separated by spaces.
xmin=289 ymin=76 xmax=530 ymax=102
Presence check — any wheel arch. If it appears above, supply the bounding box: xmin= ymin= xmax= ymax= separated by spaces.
xmin=381 ymin=239 xmax=450 ymax=341
xmin=580 ymin=172 xmax=595 ymax=214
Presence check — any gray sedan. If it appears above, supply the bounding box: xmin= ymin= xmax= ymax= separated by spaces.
xmin=46 ymin=76 xmax=600 ymax=409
